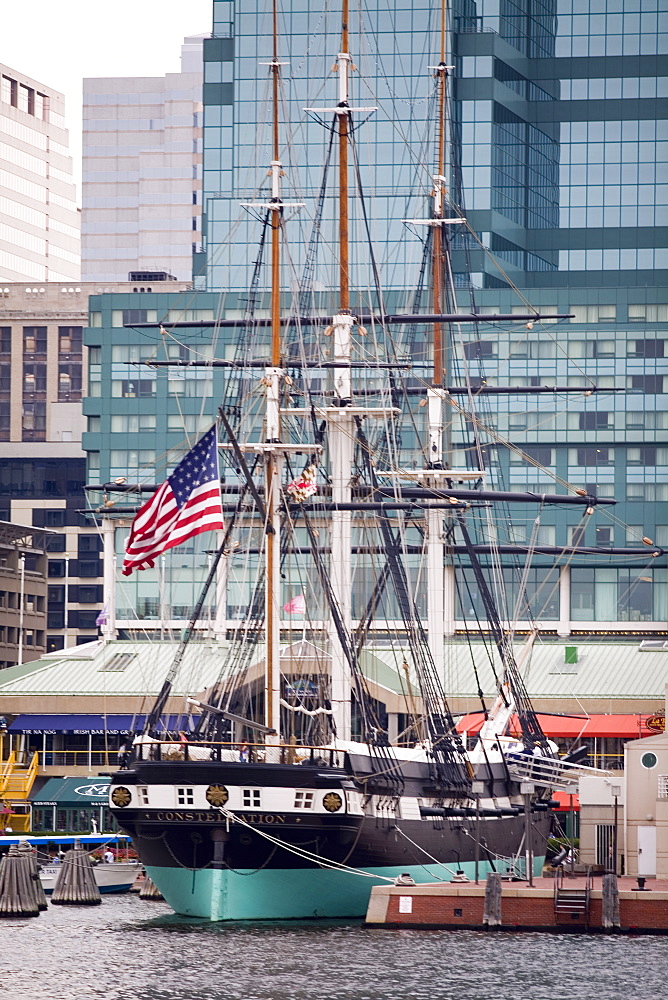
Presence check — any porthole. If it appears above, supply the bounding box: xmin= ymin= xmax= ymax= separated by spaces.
xmin=641 ymin=752 xmax=658 ymax=769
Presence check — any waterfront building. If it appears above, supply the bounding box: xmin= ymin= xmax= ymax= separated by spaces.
xmin=81 ymin=36 xmax=204 ymax=284
xmin=0 ymin=62 xmax=80 ymax=283
xmin=1 ymin=637 xmax=666 ymax=777
xmin=82 ymin=0 xmax=667 ymax=633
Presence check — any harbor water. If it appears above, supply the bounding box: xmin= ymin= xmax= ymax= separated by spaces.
xmin=1 ymin=894 xmax=667 ymax=1000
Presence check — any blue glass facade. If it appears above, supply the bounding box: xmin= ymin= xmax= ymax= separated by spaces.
xmin=82 ymin=0 xmax=667 ymax=628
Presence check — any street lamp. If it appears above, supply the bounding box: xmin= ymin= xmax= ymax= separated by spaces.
xmin=472 ymin=779 xmax=485 ymax=884
xmin=520 ymin=781 xmax=535 ymax=886
xmin=611 ymin=783 xmax=622 ymax=876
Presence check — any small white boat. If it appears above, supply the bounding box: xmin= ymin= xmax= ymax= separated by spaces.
xmin=0 ymin=833 xmax=142 ymax=895
xmin=39 ymin=860 xmax=142 ymax=894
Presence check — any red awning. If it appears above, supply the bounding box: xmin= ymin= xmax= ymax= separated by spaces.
xmin=456 ymin=712 xmax=653 ymax=739
xmin=551 ymin=790 xmax=580 ymax=811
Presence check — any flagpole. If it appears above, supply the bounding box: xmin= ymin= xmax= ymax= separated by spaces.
xmin=101 ymin=514 xmax=117 ymax=640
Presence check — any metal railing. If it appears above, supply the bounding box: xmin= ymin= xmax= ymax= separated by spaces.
xmin=129 ymin=740 xmax=347 ymax=769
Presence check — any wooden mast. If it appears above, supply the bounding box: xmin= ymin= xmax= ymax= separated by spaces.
xmin=426 ymin=0 xmax=453 ymax=668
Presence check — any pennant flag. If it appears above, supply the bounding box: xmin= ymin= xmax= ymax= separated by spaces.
xmin=122 ymin=426 xmax=224 ymax=576
xmin=283 ymin=594 xmax=306 ymax=615
xmin=95 ymin=604 xmax=109 ymax=627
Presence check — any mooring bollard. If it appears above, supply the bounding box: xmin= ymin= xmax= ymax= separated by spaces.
xmin=602 ymin=872 xmax=620 ymax=930
xmin=0 ymin=844 xmax=40 ymax=917
xmin=139 ymin=875 xmax=164 ymax=901
xmin=483 ymin=872 xmax=503 ymax=928
xmin=51 ymin=846 xmax=101 ymax=906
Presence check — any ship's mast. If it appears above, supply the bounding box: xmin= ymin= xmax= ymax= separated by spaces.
xmin=426 ymin=0 xmax=455 ymax=673
xmin=265 ymin=0 xmax=284 ymax=742
xmin=328 ymin=0 xmax=355 ymax=740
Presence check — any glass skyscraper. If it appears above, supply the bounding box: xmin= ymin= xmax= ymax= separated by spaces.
xmin=83 ymin=0 xmax=667 ymax=630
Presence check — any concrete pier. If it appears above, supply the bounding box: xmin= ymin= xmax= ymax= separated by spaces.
xmin=365 ymin=875 xmax=668 ymax=934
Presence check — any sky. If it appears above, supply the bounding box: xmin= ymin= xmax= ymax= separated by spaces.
xmin=2 ymin=0 xmax=212 ymax=200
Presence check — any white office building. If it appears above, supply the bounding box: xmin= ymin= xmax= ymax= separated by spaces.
xmin=0 ymin=63 xmax=80 ymax=283
xmin=82 ymin=36 xmax=204 ymax=284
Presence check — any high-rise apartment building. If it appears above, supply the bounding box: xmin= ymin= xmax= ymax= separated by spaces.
xmin=82 ymin=37 xmax=204 ymax=284
xmin=0 ymin=280 xmax=192 ymax=660
xmin=83 ymin=0 xmax=667 ymax=633
xmin=0 ymin=62 xmax=80 ymax=283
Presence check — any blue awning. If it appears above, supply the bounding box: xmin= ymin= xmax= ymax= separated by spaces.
xmin=8 ymin=714 xmax=145 ymax=735
xmin=8 ymin=714 xmax=185 ymax=735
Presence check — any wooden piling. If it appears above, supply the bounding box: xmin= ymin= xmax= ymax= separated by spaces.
xmin=602 ymin=873 xmax=620 ymax=930
xmin=0 ymin=844 xmax=40 ymax=917
xmin=16 ymin=841 xmax=48 ymax=911
xmin=483 ymin=872 xmax=503 ymax=928
xmin=139 ymin=875 xmax=164 ymax=900
xmin=51 ymin=846 xmax=101 ymax=906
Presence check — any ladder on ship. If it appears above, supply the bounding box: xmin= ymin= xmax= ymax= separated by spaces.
xmin=553 ymin=868 xmax=592 ymax=928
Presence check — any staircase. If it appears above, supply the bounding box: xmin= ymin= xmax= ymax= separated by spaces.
xmin=0 ymin=752 xmax=39 ymax=832
xmin=553 ymin=869 xmax=592 ymax=928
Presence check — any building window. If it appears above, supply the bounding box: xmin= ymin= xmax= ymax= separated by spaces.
xmin=510 ymin=445 xmax=554 ymax=466
xmin=630 ymin=376 xmax=665 ymax=394
xmin=58 ymin=327 xmax=82 ymax=357
xmin=58 ymin=364 xmax=82 ymax=400
xmin=1 ymin=75 xmax=17 ymax=107
xmin=46 ymin=534 xmax=66 ymax=553
xmin=99 ymin=652 xmax=136 ymax=672
xmin=78 ymin=534 xmax=101 ymax=555
xmin=573 ymin=448 xmax=612 ymax=467
xmin=23 ymin=327 xmax=47 ymax=356
xmin=568 ymin=525 xmax=587 ymax=547
xmin=0 ymin=328 xmax=10 ymax=354
xmin=595 ymin=527 xmax=613 ymax=547
xmin=122 ymin=310 xmax=148 ymax=326
xmin=627 ymin=447 xmax=666 ymax=467
xmin=242 ymin=789 xmax=261 ymax=808
xmin=568 ymin=305 xmax=616 ymax=324
xmin=630 ymin=339 xmax=665 ymax=358
xmin=628 ymin=304 xmax=668 ymax=323
xmin=78 ymin=560 xmax=101 ymax=578
xmin=111 ymin=380 xmax=156 ymax=399
xmin=22 ymin=401 xmax=46 ymax=441
xmin=110 ymin=413 xmax=157 ymax=433
xmin=578 ymin=412 xmax=611 ymax=431
xmin=23 ymin=364 xmax=47 ymax=395
xmin=77 ymin=610 xmax=99 ymax=630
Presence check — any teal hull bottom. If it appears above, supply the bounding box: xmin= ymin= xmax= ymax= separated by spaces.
xmin=146 ymin=857 xmax=545 ymax=921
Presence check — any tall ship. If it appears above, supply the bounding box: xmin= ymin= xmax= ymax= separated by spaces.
xmin=107 ymin=0 xmax=623 ymax=920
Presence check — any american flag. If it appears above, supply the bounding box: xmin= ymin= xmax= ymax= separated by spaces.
xmin=121 ymin=426 xmax=224 ymax=576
